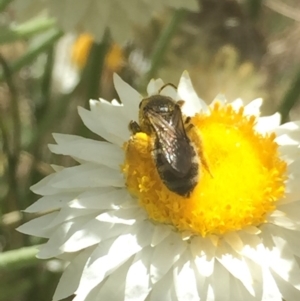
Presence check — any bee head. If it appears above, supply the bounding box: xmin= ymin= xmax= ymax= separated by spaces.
xmin=139 ymin=95 xmax=176 ymax=133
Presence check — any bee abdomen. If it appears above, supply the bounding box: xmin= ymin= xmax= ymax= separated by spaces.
xmin=153 ymin=145 xmax=199 ymax=197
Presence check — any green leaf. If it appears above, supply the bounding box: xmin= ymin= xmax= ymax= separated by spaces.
xmin=0 ymin=17 xmax=56 ymax=44
xmin=0 ymin=28 xmax=63 ymax=82
xmin=141 ymin=8 xmax=187 ymax=88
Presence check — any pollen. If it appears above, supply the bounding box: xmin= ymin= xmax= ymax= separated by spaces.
xmin=122 ymin=102 xmax=287 ymax=236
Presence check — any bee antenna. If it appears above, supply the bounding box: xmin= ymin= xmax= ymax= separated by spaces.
xmin=158 ymin=83 xmax=177 ymax=93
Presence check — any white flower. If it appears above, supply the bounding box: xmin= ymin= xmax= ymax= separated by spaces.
xmin=12 ymin=0 xmax=198 ymax=42
xmin=19 ymin=72 xmax=300 ymax=301
xmin=52 ymin=34 xmax=81 ymax=94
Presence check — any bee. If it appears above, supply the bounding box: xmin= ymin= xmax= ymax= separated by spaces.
xmin=129 ymin=84 xmax=200 ymax=197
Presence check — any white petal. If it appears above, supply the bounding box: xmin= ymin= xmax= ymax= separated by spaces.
xmin=271 ymin=225 xmax=300 ymax=257
xmin=125 ymin=246 xmax=152 ymax=301
xmin=25 ymin=192 xmax=78 ymax=213
xmin=271 ymin=269 xmax=300 ymax=301
xmin=216 ymin=243 xmax=255 ymax=296
xmin=92 ymin=259 xmax=133 ymax=301
xmin=178 ymin=71 xmax=208 ymax=116
xmin=242 ymin=256 xmax=263 ymax=300
xmin=288 ymin=159 xmax=300 ymax=178
xmin=50 ymin=134 xmax=124 ymax=169
xmin=68 ymin=188 xmax=130 ymax=209
xmin=198 ymin=277 xmax=215 ymax=301
xmin=31 ymin=173 xmax=62 ymax=196
xmin=191 ymin=236 xmax=216 ymax=277
xmin=274 ymin=120 xmax=300 ymax=137
xmin=151 ymin=224 xmax=172 ymax=247
xmin=113 ymin=73 xmax=141 ymax=121
xmin=224 ymin=231 xmax=244 ymax=252
xmin=262 ymin=267 xmax=282 ymax=301
xmin=53 ymin=246 xmax=96 ymax=301
xmin=238 ymin=232 xmax=263 ymax=264
xmin=173 ymin=250 xmax=199 ymax=301
xmin=211 ymin=260 xmax=230 ymax=301
xmin=42 ymin=163 xmax=124 ymax=192
xmin=277 ymin=201 xmax=300 ymax=225
xmin=62 ymin=221 xmax=131 ymax=253
xmin=255 ymin=113 xmax=281 ymax=134
xmin=278 ymin=144 xmax=300 ymax=164
xmin=228 ymin=272 xmax=258 ymax=301
xmin=269 ymin=214 xmax=300 ymax=231
xmin=17 ymin=212 xmax=58 ymax=238
xmin=190 ymin=235 xmax=216 ymax=258
xmin=76 ymin=222 xmax=153 ymax=297
xmin=244 ymin=98 xmax=263 ymax=116
xmin=276 ymin=133 xmax=300 ymax=146
xmin=78 ymin=106 xmax=123 ymax=146
xmin=193 ymin=254 xmax=215 ymax=279
xmin=285 ymin=174 xmax=300 ymax=196
xmin=242 ymin=226 xmax=261 ymax=235
xmin=46 ymin=207 xmax=96 ymax=229
xmin=38 ymin=215 xmax=94 ymax=258
xmin=264 ymin=227 xmax=300 ymax=288
xmin=90 ymin=99 xmax=130 ymax=142
xmin=150 ymin=232 xmax=187 ymax=284
xmin=96 ymin=207 xmax=146 ymax=225
xmin=150 ymin=269 xmax=176 ymax=301
xmin=147 ymin=78 xmax=164 ymax=95
xmin=231 ymin=98 xmax=243 ymax=111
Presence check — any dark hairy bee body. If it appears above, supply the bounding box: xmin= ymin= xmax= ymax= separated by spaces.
xmin=129 ymin=93 xmax=199 ymax=197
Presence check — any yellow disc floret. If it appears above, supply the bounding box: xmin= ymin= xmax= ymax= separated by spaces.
xmin=71 ymin=33 xmax=94 ymax=69
xmin=123 ymin=102 xmax=287 ymax=236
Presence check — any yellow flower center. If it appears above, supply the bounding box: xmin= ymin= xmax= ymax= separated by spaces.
xmin=71 ymin=33 xmax=94 ymax=69
xmin=122 ymin=102 xmax=287 ymax=236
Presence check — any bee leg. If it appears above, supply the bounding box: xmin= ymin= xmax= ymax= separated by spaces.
xmin=185 ymin=116 xmax=191 ymax=124
xmin=129 ymin=121 xmax=142 ymax=134
xmin=184 ymin=117 xmax=194 ymax=132
xmin=177 ymin=100 xmax=185 ymax=107
xmin=188 ymin=125 xmax=213 ymax=178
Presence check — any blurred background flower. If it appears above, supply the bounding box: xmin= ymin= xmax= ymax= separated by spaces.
xmin=12 ymin=0 xmax=198 ymax=42
xmin=1 ymin=0 xmax=300 ymax=300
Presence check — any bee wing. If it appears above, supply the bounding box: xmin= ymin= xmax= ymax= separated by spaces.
xmin=146 ymin=105 xmax=193 ymax=176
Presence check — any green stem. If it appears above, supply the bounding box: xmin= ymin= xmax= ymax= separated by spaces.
xmin=0 ymin=54 xmax=21 ymax=157
xmin=0 ymin=246 xmax=39 ymax=271
xmin=0 ymin=54 xmax=22 ymax=211
xmin=83 ymin=29 xmax=111 ymax=101
xmin=145 ymin=8 xmax=187 ymax=82
xmin=26 ymin=93 xmax=73 ymax=154
xmin=244 ymin=0 xmax=263 ymax=20
xmin=41 ymin=47 xmax=54 ymax=104
xmin=278 ymin=69 xmax=300 ymax=123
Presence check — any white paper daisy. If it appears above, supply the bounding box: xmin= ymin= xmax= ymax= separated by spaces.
xmin=12 ymin=0 xmax=198 ymax=42
xmin=18 ymin=72 xmax=300 ymax=301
